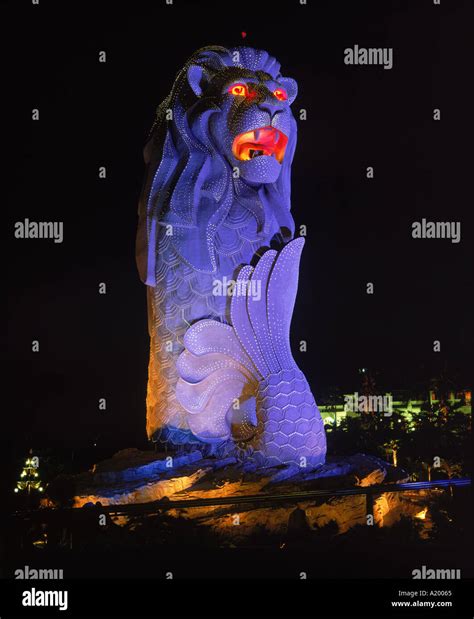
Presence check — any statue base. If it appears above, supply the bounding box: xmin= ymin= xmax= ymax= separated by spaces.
xmin=41 ymin=449 xmax=439 ymax=539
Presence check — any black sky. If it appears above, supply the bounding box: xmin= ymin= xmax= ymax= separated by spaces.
xmin=4 ymin=0 xmax=473 ymax=451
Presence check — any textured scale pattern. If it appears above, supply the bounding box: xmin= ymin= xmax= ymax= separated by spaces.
xmin=145 ymin=222 xmax=270 ymax=445
xmin=254 ymin=368 xmax=326 ymax=466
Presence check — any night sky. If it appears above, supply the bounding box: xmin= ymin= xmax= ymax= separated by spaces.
xmin=5 ymin=0 xmax=472 ymax=452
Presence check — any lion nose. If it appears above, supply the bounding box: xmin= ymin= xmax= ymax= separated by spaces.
xmin=258 ymin=100 xmax=283 ymax=121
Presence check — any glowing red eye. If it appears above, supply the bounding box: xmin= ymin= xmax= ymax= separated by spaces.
xmin=229 ymin=83 xmax=248 ymax=97
xmin=273 ymin=88 xmax=287 ymax=101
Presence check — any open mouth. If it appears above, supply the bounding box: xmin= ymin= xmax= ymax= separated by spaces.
xmin=232 ymin=126 xmax=288 ymax=163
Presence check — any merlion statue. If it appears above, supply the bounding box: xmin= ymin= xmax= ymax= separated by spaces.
xmin=136 ymin=46 xmax=326 ymax=467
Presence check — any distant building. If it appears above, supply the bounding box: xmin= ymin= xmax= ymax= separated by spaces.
xmin=319 ymin=389 xmax=471 ymax=427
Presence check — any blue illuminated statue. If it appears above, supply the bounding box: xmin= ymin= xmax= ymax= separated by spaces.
xmin=136 ymin=46 xmax=326 ymax=467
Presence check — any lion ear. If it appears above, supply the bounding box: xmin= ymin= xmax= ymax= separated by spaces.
xmin=187 ymin=64 xmax=209 ymax=97
xmin=279 ymin=77 xmax=298 ymax=104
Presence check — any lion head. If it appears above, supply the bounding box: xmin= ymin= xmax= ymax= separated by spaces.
xmin=137 ymin=46 xmax=298 ymax=281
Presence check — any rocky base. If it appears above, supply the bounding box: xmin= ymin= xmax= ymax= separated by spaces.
xmin=65 ymin=449 xmax=407 ymax=505
xmin=41 ymin=449 xmax=438 ymax=539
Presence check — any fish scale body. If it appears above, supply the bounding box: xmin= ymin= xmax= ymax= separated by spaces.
xmin=146 ymin=218 xmax=274 ymax=446
xmin=252 ymin=369 xmax=327 ymax=467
